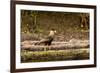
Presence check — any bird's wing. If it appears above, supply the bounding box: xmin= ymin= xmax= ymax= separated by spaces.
xmin=40 ymin=36 xmax=52 ymax=42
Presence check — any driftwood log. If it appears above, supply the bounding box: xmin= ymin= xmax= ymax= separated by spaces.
xmin=21 ymin=39 xmax=89 ymax=51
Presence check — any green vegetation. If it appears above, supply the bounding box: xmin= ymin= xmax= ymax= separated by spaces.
xmin=21 ymin=49 xmax=89 ymax=63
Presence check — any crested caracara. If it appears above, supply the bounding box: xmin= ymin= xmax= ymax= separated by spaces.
xmin=35 ymin=29 xmax=56 ymax=46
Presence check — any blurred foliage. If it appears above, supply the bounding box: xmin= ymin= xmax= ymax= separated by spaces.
xmin=21 ymin=10 xmax=89 ymax=34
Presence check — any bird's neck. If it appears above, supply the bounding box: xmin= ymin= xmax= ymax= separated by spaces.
xmin=49 ymin=31 xmax=55 ymax=37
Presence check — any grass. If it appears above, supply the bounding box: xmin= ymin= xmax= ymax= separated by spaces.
xmin=21 ymin=48 xmax=89 ymax=63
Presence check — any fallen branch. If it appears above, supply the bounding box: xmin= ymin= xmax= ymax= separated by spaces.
xmin=21 ymin=40 xmax=89 ymax=51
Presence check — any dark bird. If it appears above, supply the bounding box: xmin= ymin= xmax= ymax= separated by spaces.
xmin=35 ymin=29 xmax=56 ymax=46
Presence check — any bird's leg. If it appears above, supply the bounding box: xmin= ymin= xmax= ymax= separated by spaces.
xmin=44 ymin=47 xmax=47 ymax=51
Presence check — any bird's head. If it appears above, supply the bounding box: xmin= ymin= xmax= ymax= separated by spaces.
xmin=49 ymin=29 xmax=57 ymax=36
xmin=52 ymin=28 xmax=57 ymax=33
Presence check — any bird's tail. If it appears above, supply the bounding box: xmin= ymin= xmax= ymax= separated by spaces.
xmin=34 ymin=41 xmax=42 ymax=45
xmin=35 ymin=39 xmax=46 ymax=45
xmin=34 ymin=42 xmax=39 ymax=45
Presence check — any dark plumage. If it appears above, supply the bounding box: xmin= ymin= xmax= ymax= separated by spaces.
xmin=35 ymin=29 xmax=56 ymax=46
